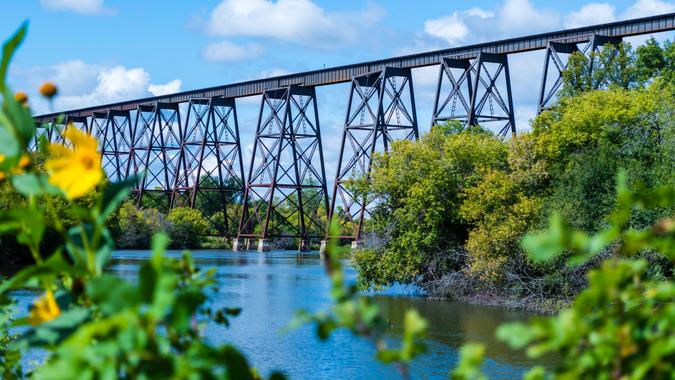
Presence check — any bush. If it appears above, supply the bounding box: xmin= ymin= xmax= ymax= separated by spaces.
xmin=112 ymin=201 xmax=164 ymax=249
xmin=166 ymin=207 xmax=209 ymax=248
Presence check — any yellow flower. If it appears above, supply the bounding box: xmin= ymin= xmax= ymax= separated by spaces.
xmin=14 ymin=91 xmax=28 ymax=105
xmin=18 ymin=154 xmax=30 ymax=168
xmin=0 ymin=172 xmax=5 ymax=181
xmin=39 ymin=82 xmax=58 ymax=99
xmin=45 ymin=127 xmax=103 ymax=199
xmin=28 ymin=290 xmax=61 ymax=326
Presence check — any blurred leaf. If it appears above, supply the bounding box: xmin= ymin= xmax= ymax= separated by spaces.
xmin=0 ymin=22 xmax=27 ymax=92
xmin=86 ymin=275 xmax=140 ymax=315
xmin=100 ymin=177 xmax=136 ymax=220
xmin=12 ymin=173 xmax=60 ymax=197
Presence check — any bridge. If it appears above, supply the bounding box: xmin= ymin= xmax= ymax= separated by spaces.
xmin=33 ymin=13 xmax=675 ymax=251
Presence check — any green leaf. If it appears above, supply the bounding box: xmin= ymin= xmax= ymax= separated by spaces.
xmin=11 ymin=174 xmax=59 ymax=197
xmin=86 ymin=275 xmax=140 ymax=315
xmin=0 ymin=126 xmax=20 ymax=157
xmin=0 ymin=207 xmax=45 ymax=249
xmin=0 ymin=22 xmax=27 ymax=92
xmin=496 ymin=322 xmax=536 ymax=349
xmin=100 ymin=177 xmax=137 ymax=220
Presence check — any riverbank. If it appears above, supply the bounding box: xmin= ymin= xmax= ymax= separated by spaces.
xmin=420 ymin=271 xmax=574 ymax=315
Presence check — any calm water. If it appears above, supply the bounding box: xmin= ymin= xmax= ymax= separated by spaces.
xmin=13 ymin=250 xmax=554 ymax=379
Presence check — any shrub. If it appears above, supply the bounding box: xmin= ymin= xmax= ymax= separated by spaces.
xmin=166 ymin=207 xmax=209 ymax=248
xmin=112 ymin=201 xmax=164 ymax=249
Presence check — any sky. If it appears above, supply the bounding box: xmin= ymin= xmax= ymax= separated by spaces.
xmin=2 ymin=0 xmax=675 ymax=180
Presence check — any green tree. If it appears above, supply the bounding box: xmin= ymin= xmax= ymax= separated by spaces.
xmin=166 ymin=207 xmax=209 ymax=248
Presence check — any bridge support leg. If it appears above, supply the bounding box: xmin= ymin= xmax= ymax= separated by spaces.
xmin=100 ymin=110 xmax=133 ymax=183
xmin=232 ymin=238 xmax=247 ymax=252
xmin=328 ymin=67 xmax=419 ymax=243
xmin=431 ymin=53 xmax=515 ymax=138
xmin=237 ymin=85 xmax=329 ymax=248
xmin=171 ymin=97 xmax=245 ymax=238
xmin=257 ymin=239 xmax=272 ymax=252
xmin=298 ymin=240 xmax=310 ymax=252
xmin=126 ymin=103 xmax=182 ymax=211
xmin=538 ymin=35 xmax=622 ymax=113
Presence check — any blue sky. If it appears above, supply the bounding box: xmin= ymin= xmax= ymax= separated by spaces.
xmin=2 ymin=0 xmax=674 ymax=178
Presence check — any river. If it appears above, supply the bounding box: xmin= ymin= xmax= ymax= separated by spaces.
xmin=11 ymin=249 xmax=555 ymax=379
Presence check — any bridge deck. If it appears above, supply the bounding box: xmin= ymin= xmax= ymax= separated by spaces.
xmin=34 ymin=12 xmax=675 ymax=122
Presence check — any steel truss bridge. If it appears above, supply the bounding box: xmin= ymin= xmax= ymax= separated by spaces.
xmin=33 ymin=13 xmax=675 ymax=251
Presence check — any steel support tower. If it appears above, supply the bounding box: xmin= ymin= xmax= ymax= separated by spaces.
xmin=538 ymin=34 xmax=622 ymax=113
xmin=328 ymin=67 xmax=419 ymax=242
xmin=237 ymin=85 xmax=329 ymax=251
xmin=126 ymin=102 xmax=182 ymax=211
xmin=432 ymin=52 xmax=516 ymax=137
xmin=171 ymin=97 xmax=245 ymax=237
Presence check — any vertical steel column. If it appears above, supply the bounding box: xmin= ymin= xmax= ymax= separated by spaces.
xmin=431 ymin=53 xmax=515 ymax=137
xmin=100 ymin=110 xmax=133 ymax=183
xmin=171 ymin=97 xmax=245 ymax=237
xmin=538 ymin=34 xmax=622 ymax=113
xmin=129 ymin=102 xmax=182 ymax=211
xmin=468 ymin=52 xmax=516 ymax=137
xmin=238 ymin=85 xmax=329 ymax=244
xmin=431 ymin=57 xmax=474 ymax=127
xmin=328 ymin=66 xmax=419 ymax=241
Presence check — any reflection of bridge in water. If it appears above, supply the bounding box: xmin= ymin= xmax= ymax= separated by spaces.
xmin=33 ymin=13 xmax=675 ymax=251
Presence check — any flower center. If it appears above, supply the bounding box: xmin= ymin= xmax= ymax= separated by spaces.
xmin=81 ymin=154 xmax=94 ymax=169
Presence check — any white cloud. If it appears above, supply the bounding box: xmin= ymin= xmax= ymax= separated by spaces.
xmin=10 ymin=61 xmax=180 ymax=113
xmin=497 ymin=0 xmax=560 ymax=35
xmin=202 ymin=0 xmax=384 ymax=47
xmin=623 ymin=0 xmax=675 ymax=19
xmin=424 ymin=13 xmax=471 ymax=46
xmin=423 ymin=0 xmax=558 ymax=46
xmin=148 ymin=79 xmax=182 ymax=96
xmin=40 ymin=0 xmax=113 ymax=15
xmin=202 ymin=40 xmax=263 ymax=62
xmin=564 ymin=3 xmax=617 ymax=29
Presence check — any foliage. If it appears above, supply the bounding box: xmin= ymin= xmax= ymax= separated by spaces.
xmin=459 ymin=134 xmax=547 ymax=282
xmin=356 ymin=37 xmax=675 ymax=302
xmin=111 ymin=201 xmax=165 ymax=249
xmin=166 ymin=207 xmax=210 ymax=249
xmin=353 ymin=123 xmax=507 ymax=287
xmin=494 ymin=172 xmax=675 ymax=379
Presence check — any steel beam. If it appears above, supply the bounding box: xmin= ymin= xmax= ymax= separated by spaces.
xmin=237 ymin=85 xmax=329 ymax=242
xmin=100 ymin=110 xmax=132 ymax=183
xmin=127 ymin=103 xmax=182 ymax=211
xmin=328 ymin=67 xmax=419 ymax=241
xmin=538 ymin=34 xmax=622 ymax=113
xmin=34 ymin=13 xmax=675 ymax=122
xmin=171 ymin=97 xmax=245 ymax=237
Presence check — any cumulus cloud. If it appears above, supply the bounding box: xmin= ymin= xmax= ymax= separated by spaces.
xmin=202 ymin=40 xmax=263 ymax=62
xmin=202 ymin=0 xmax=384 ymax=47
xmin=40 ymin=0 xmax=113 ymax=15
xmin=148 ymin=79 xmax=182 ymax=96
xmin=423 ymin=0 xmax=559 ymax=46
xmin=564 ymin=3 xmax=617 ymax=28
xmin=10 ymin=61 xmax=180 ymax=113
xmin=623 ymin=0 xmax=675 ymax=18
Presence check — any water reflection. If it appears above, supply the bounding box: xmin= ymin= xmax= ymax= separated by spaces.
xmin=15 ymin=250 xmax=553 ymax=379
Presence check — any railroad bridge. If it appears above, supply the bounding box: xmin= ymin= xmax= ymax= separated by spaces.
xmin=33 ymin=13 xmax=675 ymax=251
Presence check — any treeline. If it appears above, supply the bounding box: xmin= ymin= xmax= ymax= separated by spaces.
xmin=352 ymin=38 xmax=675 ymax=309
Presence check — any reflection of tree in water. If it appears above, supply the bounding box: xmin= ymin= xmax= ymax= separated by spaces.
xmin=373 ymin=295 xmax=559 ymax=370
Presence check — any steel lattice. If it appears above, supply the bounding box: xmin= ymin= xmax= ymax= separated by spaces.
xmin=538 ymin=34 xmax=622 ymax=113
xmin=171 ymin=97 xmax=245 ymax=237
xmin=329 ymin=67 xmax=419 ymax=241
xmin=238 ymin=85 xmax=329 ymax=242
